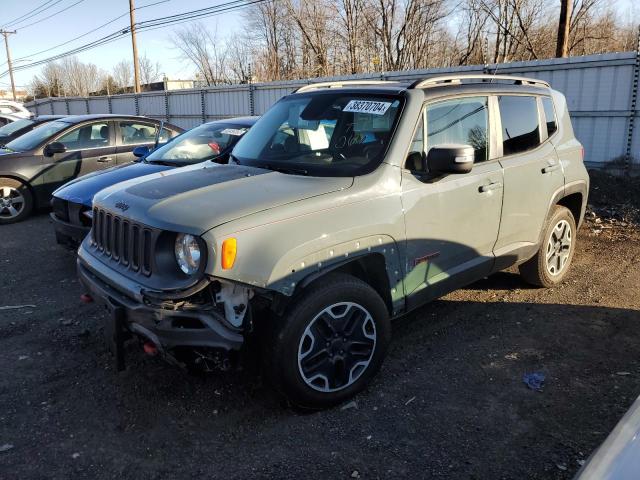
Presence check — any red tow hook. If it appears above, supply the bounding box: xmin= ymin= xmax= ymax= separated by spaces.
xmin=143 ymin=342 xmax=158 ymax=356
xmin=80 ymin=293 xmax=94 ymax=304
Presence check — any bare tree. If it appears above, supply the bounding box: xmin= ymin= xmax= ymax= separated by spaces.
xmin=112 ymin=59 xmax=133 ymax=91
xmin=172 ymin=22 xmax=229 ymax=85
xmin=139 ymin=53 xmax=162 ymax=86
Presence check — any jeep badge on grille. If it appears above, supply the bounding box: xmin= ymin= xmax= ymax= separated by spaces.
xmin=115 ymin=201 xmax=129 ymax=212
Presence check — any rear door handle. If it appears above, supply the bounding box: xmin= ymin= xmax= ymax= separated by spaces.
xmin=542 ymin=164 xmax=560 ymax=174
xmin=97 ymin=156 xmax=112 ymax=163
xmin=479 ymin=182 xmax=503 ymax=193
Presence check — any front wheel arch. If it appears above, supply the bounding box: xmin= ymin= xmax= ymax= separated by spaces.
xmin=295 ymin=253 xmax=394 ymax=316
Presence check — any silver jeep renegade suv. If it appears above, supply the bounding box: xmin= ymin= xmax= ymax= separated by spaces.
xmin=78 ymin=74 xmax=589 ymax=409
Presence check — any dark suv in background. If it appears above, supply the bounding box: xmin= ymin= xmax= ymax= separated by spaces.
xmin=0 ymin=114 xmax=181 ymax=224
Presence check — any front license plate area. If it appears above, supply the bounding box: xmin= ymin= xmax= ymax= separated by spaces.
xmin=104 ymin=301 xmax=127 ymax=372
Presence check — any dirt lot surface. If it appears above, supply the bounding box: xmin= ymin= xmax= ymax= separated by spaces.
xmin=2 ymin=171 xmax=640 ymax=479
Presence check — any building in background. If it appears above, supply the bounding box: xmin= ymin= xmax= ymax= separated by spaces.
xmin=0 ymin=89 xmax=28 ymax=101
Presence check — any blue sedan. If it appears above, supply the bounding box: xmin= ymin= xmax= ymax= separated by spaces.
xmin=51 ymin=116 xmax=258 ymax=246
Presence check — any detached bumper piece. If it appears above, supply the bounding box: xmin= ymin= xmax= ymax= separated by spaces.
xmin=51 ymin=213 xmax=90 ymax=246
xmin=78 ymin=259 xmax=244 ymax=370
xmin=51 ymin=199 xmax=91 ymax=245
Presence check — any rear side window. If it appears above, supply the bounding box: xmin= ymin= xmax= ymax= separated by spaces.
xmin=498 ymin=96 xmax=540 ymax=155
xmin=119 ymin=121 xmax=157 ymax=145
xmin=541 ymin=97 xmax=557 ymax=137
xmin=426 ymin=96 xmax=489 ymax=162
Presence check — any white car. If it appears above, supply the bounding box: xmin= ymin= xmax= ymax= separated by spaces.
xmin=0 ymin=100 xmax=32 ymax=119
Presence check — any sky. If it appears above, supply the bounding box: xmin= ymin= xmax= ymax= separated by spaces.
xmin=0 ymin=0 xmax=637 ymax=91
xmin=0 ymin=0 xmax=244 ymax=90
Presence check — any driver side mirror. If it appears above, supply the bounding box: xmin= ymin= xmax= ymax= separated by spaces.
xmin=44 ymin=142 xmax=67 ymax=157
xmin=426 ymin=144 xmax=474 ymax=175
xmin=133 ymin=145 xmax=150 ymax=158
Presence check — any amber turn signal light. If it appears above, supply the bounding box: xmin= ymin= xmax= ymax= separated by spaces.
xmin=221 ymin=238 xmax=237 ymax=269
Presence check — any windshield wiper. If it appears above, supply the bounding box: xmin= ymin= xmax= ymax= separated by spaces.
xmin=145 ymin=159 xmax=184 ymax=167
xmin=264 ymin=164 xmax=309 ymax=176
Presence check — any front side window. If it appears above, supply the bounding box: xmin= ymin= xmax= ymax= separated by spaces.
xmin=541 ymin=96 xmax=557 ymax=137
xmin=233 ymin=93 xmax=403 ymax=177
xmin=57 ymin=122 xmax=110 ymax=150
xmin=498 ymin=96 xmax=540 ymax=155
xmin=145 ymin=122 xmax=250 ymax=165
xmin=4 ymin=120 xmax=71 ymax=151
xmin=405 ymin=115 xmax=425 ymax=171
xmin=119 ymin=122 xmax=157 ymax=145
xmin=426 ymin=96 xmax=489 ymax=163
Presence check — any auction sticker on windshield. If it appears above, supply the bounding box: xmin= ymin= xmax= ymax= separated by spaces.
xmin=220 ymin=128 xmax=247 ymax=136
xmin=343 ymin=100 xmax=392 ymax=116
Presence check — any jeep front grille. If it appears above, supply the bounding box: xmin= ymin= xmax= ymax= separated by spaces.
xmin=91 ymin=207 xmax=156 ymax=276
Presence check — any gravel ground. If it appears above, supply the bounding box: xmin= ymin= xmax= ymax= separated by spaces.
xmin=1 ymin=172 xmax=640 ymax=479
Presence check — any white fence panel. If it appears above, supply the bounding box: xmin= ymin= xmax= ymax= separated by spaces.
xmin=67 ymin=99 xmax=87 ymax=115
xmin=25 ymin=51 xmax=639 ymax=170
xmin=88 ymin=97 xmax=109 ymax=113
xmin=138 ymin=94 xmax=166 ymax=119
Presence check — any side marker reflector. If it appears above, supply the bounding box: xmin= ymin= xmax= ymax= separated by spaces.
xmin=221 ymin=238 xmax=237 ymax=270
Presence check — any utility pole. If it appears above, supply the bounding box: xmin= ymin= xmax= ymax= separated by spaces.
xmin=128 ymin=0 xmax=141 ymax=93
xmin=555 ymin=0 xmax=573 ymax=58
xmin=0 ymin=30 xmax=17 ymax=101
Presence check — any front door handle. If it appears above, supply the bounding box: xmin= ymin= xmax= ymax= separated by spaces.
xmin=542 ymin=164 xmax=560 ymax=174
xmin=479 ymin=182 xmax=503 ymax=193
xmin=97 ymin=156 xmax=112 ymax=163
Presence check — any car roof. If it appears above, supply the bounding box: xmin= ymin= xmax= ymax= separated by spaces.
xmin=59 ymin=114 xmax=169 ymax=124
xmin=204 ymin=116 xmax=260 ymax=127
xmin=33 ymin=115 xmax=65 ymax=122
xmin=0 ymin=113 xmax=21 ymax=120
xmin=290 ymin=75 xmax=552 ymax=97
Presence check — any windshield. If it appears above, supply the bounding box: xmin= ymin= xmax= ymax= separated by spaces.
xmin=145 ymin=122 xmax=250 ymax=165
xmin=232 ymin=93 xmax=403 ymax=176
xmin=5 ymin=120 xmax=71 ymax=152
xmin=0 ymin=118 xmax=34 ymax=136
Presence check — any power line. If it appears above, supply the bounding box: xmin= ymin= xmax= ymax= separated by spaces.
xmin=1 ymin=0 xmax=60 ymax=29
xmin=14 ymin=0 xmax=87 ymax=31
xmin=2 ymin=0 xmax=170 ymax=67
xmin=0 ymin=0 xmax=269 ymax=78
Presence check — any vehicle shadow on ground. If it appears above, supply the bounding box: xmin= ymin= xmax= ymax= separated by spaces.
xmin=463 ymin=270 xmax=539 ymax=290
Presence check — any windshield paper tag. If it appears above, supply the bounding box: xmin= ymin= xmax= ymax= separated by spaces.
xmin=343 ymin=100 xmax=392 ymax=116
xmin=220 ymin=128 xmax=247 ymax=136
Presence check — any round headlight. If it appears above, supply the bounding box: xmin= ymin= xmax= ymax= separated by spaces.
xmin=175 ymin=233 xmax=201 ymax=275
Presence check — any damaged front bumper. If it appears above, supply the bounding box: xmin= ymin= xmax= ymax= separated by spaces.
xmin=77 ymin=256 xmax=244 ymax=369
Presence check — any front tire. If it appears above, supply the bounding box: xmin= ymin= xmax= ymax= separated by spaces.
xmin=519 ymin=205 xmax=577 ymax=287
xmin=266 ymin=273 xmax=391 ymax=409
xmin=0 ymin=178 xmax=33 ymax=224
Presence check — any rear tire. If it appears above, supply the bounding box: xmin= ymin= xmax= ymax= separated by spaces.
xmin=265 ymin=273 xmax=391 ymax=410
xmin=519 ymin=205 xmax=576 ymax=287
xmin=0 ymin=178 xmax=33 ymax=224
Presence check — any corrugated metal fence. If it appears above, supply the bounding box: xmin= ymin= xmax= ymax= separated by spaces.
xmin=26 ymin=51 xmax=640 ymax=170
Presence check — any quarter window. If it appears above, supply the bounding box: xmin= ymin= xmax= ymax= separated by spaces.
xmin=426 ymin=97 xmax=489 ymax=163
xmin=498 ymin=96 xmax=540 ymax=155
xmin=541 ymin=97 xmax=557 ymax=137
xmin=57 ymin=122 xmax=111 ymax=150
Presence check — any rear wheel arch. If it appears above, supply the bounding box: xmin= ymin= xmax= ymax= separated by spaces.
xmin=557 ymin=192 xmax=583 ymax=226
